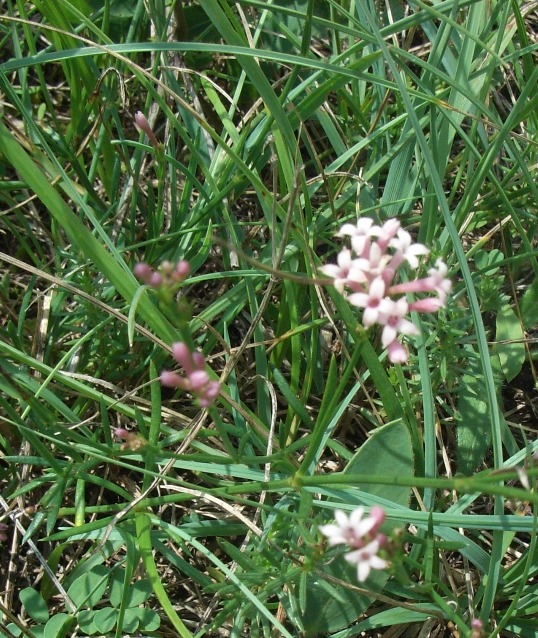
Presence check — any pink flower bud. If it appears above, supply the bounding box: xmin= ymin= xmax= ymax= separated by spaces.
xmin=188 ymin=370 xmax=211 ymax=392
xmin=369 ymin=506 xmax=386 ymax=532
xmin=149 ymin=272 xmax=163 ymax=288
xmin=387 ymin=339 xmax=409 ymax=363
xmin=199 ymin=381 xmax=221 ymax=407
xmin=171 ymin=343 xmax=194 ymax=372
xmin=204 ymin=381 xmax=221 ymax=402
xmin=134 ymin=262 xmax=154 ymax=284
xmin=191 ymin=351 xmax=206 ymax=371
xmin=160 ymin=370 xmax=187 ymax=389
xmin=174 ymin=260 xmax=191 ymax=281
xmin=134 ymin=111 xmax=159 ymax=148
xmin=409 ymin=297 xmax=444 ymax=313
xmin=114 ymin=427 xmax=131 ymax=440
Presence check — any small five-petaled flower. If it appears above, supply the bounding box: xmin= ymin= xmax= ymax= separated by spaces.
xmin=319 ymin=506 xmax=389 ymax=582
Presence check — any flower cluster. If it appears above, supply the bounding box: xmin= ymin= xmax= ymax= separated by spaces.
xmin=134 ymin=260 xmax=190 ymax=289
xmin=320 ymin=506 xmax=388 ymax=582
xmin=113 ymin=428 xmax=147 ymax=451
xmin=321 ymin=218 xmax=451 ymax=363
xmin=160 ymin=342 xmax=220 ymax=408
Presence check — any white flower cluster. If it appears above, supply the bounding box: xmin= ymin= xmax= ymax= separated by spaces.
xmin=321 ymin=218 xmax=451 ymax=362
xmin=320 ymin=506 xmax=388 ymax=582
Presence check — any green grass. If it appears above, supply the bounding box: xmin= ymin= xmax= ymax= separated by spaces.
xmin=1 ymin=1 xmax=537 ymax=637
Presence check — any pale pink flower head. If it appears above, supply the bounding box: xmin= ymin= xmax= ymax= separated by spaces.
xmin=134 ymin=259 xmax=190 ymax=289
xmin=427 ymin=259 xmax=452 ymax=302
xmin=320 ymin=217 xmax=451 ymax=363
xmin=372 ymin=217 xmax=401 ymax=252
xmin=338 ymin=218 xmax=381 ymax=257
xmin=386 ymin=339 xmax=409 ymax=363
xmin=162 ymin=343 xmax=220 ymax=408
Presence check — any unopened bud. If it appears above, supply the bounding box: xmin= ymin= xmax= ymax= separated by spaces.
xmin=134 ymin=111 xmax=160 ymax=148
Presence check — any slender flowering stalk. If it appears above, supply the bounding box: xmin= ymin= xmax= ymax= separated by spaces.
xmin=320 ymin=506 xmax=389 ymax=582
xmin=161 ymin=342 xmax=220 ymax=408
xmin=321 ymin=218 xmax=451 ymax=363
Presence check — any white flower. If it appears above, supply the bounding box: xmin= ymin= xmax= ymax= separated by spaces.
xmin=320 ymin=248 xmax=354 ymax=294
xmin=319 ymin=508 xmax=379 ymax=547
xmin=345 ymin=538 xmax=388 ymax=582
xmin=379 ymin=298 xmax=419 ymax=347
xmin=426 ymin=259 xmax=452 ymax=302
xmin=389 ymin=229 xmax=429 ymax=269
xmin=348 ymin=277 xmax=389 ymax=327
xmin=337 ymin=218 xmax=381 ymax=257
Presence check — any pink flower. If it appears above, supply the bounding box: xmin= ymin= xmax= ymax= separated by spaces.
xmin=161 ymin=343 xmax=220 ymax=408
xmin=372 ymin=218 xmax=401 ymax=252
xmin=426 ymin=259 xmax=452 ymax=302
xmin=320 ymin=248 xmax=354 ymax=294
xmin=338 ymin=218 xmax=380 ymax=257
xmin=353 ymin=242 xmax=393 ymax=283
xmin=386 ymin=339 xmax=409 ymax=363
xmin=346 ymin=538 xmax=388 ymax=582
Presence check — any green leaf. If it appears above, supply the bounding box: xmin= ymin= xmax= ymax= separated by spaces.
xmin=345 ymin=419 xmax=414 ymax=506
xmin=77 ymin=609 xmax=97 ymax=635
xmin=67 ymin=565 xmax=109 ymax=609
xmin=108 ymin=570 xmax=152 ymax=608
xmin=494 ymin=304 xmax=525 ymax=382
xmin=456 ymin=356 xmax=491 ymax=474
xmin=122 ymin=608 xmax=140 ymax=633
xmin=521 ymin=277 xmax=538 ymax=330
xmin=134 ymin=607 xmax=161 ymax=631
xmin=301 ymin=558 xmax=388 ymax=636
xmin=92 ymin=607 xmax=117 ymax=634
xmin=19 ymin=587 xmax=49 ymax=624
xmin=43 ymin=613 xmax=74 ymax=638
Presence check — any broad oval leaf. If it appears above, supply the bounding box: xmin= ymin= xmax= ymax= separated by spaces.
xmin=20 ymin=587 xmax=49 ymax=624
